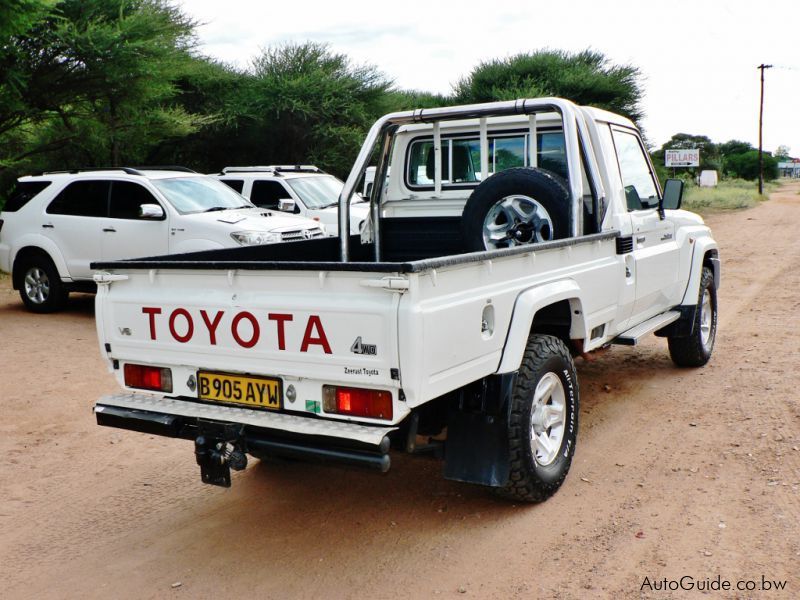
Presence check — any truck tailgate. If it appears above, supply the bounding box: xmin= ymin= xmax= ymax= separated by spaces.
xmin=96 ymin=268 xmax=403 ymax=418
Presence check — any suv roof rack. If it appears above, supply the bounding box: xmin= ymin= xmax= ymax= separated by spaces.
xmin=220 ymin=165 xmax=324 ymax=176
xmin=131 ymin=165 xmax=197 ymax=173
xmin=40 ymin=167 xmax=145 ymax=176
xmin=38 ymin=166 xmax=197 ymax=177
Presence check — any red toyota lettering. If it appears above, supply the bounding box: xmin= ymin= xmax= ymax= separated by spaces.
xmin=231 ymin=311 xmax=260 ymax=348
xmin=300 ymin=315 xmax=332 ymax=354
xmin=268 ymin=313 xmax=293 ymax=350
xmin=200 ymin=309 xmax=224 ymax=345
xmin=142 ymin=306 xmax=161 ymax=340
xmin=168 ymin=308 xmax=194 ymax=343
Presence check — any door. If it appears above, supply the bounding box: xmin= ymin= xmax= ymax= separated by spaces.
xmin=102 ymin=181 xmax=169 ymax=262
xmin=43 ymin=180 xmax=109 ymax=279
xmin=610 ymin=127 xmax=680 ymax=322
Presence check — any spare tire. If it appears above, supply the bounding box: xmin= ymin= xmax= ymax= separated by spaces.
xmin=461 ymin=167 xmax=570 ymax=252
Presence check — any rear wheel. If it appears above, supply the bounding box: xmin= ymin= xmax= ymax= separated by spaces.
xmin=18 ymin=255 xmax=68 ymax=313
xmin=497 ymin=334 xmax=579 ymax=503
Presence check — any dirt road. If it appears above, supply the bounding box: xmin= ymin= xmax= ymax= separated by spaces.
xmin=1 ymin=183 xmax=798 ymax=599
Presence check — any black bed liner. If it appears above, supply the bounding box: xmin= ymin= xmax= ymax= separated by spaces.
xmin=92 ymin=213 xmax=618 ymax=274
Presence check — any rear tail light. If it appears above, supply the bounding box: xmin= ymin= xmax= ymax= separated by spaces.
xmin=124 ymin=363 xmax=173 ymax=393
xmin=322 ymin=385 xmax=392 ymax=420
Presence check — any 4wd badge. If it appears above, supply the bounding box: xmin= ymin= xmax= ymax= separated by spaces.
xmin=350 ymin=336 xmax=377 ymax=355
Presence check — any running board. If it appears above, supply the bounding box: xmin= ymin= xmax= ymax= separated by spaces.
xmin=612 ymin=311 xmax=681 ymax=346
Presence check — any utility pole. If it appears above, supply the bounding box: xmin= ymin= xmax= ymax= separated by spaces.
xmin=757 ymin=63 xmax=773 ymax=195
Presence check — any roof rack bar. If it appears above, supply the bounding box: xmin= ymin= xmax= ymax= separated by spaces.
xmin=221 ymin=165 xmax=323 ymax=175
xmin=40 ymin=167 xmax=144 ymax=176
xmin=130 ymin=165 xmax=197 ymax=173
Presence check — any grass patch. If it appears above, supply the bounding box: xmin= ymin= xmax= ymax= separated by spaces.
xmin=682 ymin=179 xmax=776 ymax=215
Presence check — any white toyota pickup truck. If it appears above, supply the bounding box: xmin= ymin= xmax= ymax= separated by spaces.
xmin=92 ymin=98 xmax=719 ymax=502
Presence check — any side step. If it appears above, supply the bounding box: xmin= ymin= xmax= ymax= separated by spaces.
xmin=612 ymin=310 xmax=681 ymax=346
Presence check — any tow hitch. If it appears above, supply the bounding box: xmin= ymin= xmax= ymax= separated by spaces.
xmin=194 ymin=424 xmax=248 ymax=487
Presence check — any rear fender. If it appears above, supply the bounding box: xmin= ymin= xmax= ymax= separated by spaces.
xmin=496 ymin=279 xmax=584 ymax=374
xmin=11 ymin=236 xmax=70 ymax=287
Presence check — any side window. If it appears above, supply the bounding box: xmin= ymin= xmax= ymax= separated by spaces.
xmin=109 ymin=181 xmax=161 ymax=219
xmin=3 ymin=181 xmax=52 ymax=212
xmin=611 ymin=129 xmax=658 ymax=211
xmin=250 ymin=180 xmax=291 ymax=210
xmin=538 ymin=132 xmax=568 ymax=181
xmin=219 ymin=179 xmax=244 ymax=194
xmin=46 ymin=180 xmax=109 ymax=217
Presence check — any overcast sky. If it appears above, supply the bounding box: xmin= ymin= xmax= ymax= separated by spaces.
xmin=179 ymin=0 xmax=798 ymax=155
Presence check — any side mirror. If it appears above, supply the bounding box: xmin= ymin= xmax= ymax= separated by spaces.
xmin=139 ymin=203 xmax=164 ymax=219
xmin=662 ymin=179 xmax=684 ymax=211
xmin=278 ymin=198 xmax=296 ymax=213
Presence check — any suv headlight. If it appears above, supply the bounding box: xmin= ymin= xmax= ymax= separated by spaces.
xmin=231 ymin=231 xmax=282 ymax=246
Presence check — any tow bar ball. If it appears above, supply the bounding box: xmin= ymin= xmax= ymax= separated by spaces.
xmin=194 ymin=436 xmax=248 ymax=488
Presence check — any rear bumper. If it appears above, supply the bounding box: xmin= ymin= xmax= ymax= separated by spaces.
xmin=95 ymin=393 xmax=394 ymax=472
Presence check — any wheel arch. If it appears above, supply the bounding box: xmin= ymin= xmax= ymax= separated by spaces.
xmin=11 ymin=243 xmax=68 ymax=290
xmin=680 ymin=237 xmax=719 ymax=305
xmin=496 ymin=280 xmax=586 ymax=373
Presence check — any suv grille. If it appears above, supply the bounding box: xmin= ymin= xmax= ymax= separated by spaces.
xmin=281 ymin=227 xmax=324 ymax=242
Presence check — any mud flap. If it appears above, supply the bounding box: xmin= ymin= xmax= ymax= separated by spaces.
xmin=443 ymin=373 xmax=516 ymax=487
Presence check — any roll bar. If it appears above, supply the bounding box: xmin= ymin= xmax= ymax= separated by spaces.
xmin=337 ymin=98 xmax=607 ymax=262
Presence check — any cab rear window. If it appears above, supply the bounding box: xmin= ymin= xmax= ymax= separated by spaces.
xmin=2 ymin=181 xmax=52 ymax=212
xmin=406 ymin=131 xmax=567 ymax=189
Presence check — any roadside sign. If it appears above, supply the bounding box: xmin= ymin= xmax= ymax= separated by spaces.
xmin=665 ymin=149 xmax=700 ymax=167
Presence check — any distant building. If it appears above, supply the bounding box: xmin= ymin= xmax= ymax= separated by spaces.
xmin=778 ymin=159 xmax=800 ymax=178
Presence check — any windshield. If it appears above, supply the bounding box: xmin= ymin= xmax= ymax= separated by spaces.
xmin=152 ymin=177 xmax=253 ymax=214
xmin=285 ymin=175 xmax=365 ymax=209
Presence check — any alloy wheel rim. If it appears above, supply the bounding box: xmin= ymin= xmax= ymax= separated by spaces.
xmin=483 ymin=195 xmax=554 ymax=249
xmin=700 ymin=289 xmax=713 ymax=349
xmin=529 ymin=372 xmax=567 ymax=466
xmin=24 ymin=267 xmax=50 ymax=304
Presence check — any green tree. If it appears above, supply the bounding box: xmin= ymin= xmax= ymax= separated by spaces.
xmin=0 ymin=0 xmax=201 ymax=173
xmin=454 ymin=49 xmax=643 ymax=124
xmin=227 ymin=42 xmax=391 ymax=177
xmin=774 ymin=145 xmax=791 ymax=160
xmin=725 ymin=150 xmax=778 ymax=181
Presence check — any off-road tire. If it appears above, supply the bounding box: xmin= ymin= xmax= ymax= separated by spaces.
xmin=497 ymin=334 xmax=579 ymax=503
xmin=668 ymin=266 xmax=717 ymax=367
xmin=462 ymin=167 xmax=570 ymax=252
xmin=17 ymin=254 xmax=68 ymax=313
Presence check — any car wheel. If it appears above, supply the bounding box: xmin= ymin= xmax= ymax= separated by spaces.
xmin=18 ymin=255 xmax=68 ymax=313
xmin=461 ymin=167 xmax=570 ymax=252
xmin=668 ymin=266 xmax=717 ymax=367
xmin=497 ymin=334 xmax=579 ymax=503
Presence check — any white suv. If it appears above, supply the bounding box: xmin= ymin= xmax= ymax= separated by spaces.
xmin=214 ymin=166 xmax=370 ymax=236
xmin=0 ymin=167 xmax=325 ymax=312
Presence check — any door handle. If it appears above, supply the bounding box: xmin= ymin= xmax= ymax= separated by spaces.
xmin=42 ymin=223 xmax=54 ymax=229
xmin=636 ymin=235 xmax=646 ymax=244
xmin=103 ymin=227 xmax=117 ymax=233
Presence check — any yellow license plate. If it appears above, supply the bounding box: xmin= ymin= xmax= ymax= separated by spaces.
xmin=197 ymin=371 xmax=282 ymax=410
